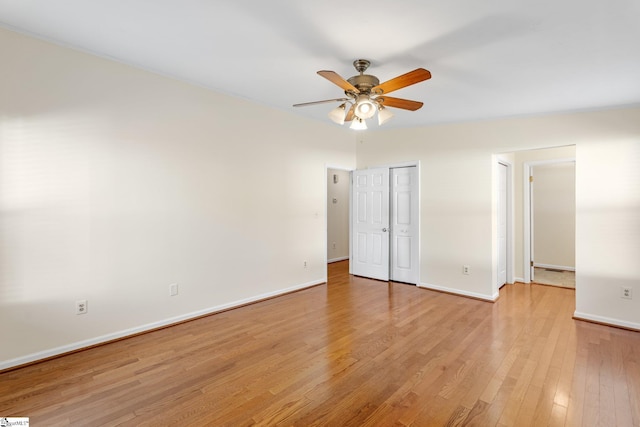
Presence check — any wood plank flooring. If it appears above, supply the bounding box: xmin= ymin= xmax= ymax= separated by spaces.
xmin=533 ymin=267 xmax=576 ymax=289
xmin=1 ymin=260 xmax=639 ymax=426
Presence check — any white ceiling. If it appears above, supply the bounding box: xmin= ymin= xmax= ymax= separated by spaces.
xmin=2 ymin=0 xmax=640 ymax=129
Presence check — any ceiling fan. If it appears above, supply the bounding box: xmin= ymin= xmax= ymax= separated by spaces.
xmin=293 ymin=59 xmax=431 ymax=129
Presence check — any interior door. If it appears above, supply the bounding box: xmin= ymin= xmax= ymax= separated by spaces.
xmin=351 ymin=168 xmax=390 ymax=280
xmin=390 ymin=167 xmax=419 ymax=284
xmin=498 ymin=162 xmax=507 ymax=287
xmin=529 ymin=170 xmax=535 ymax=281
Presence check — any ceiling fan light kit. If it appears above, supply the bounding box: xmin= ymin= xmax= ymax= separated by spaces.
xmin=328 ymin=102 xmax=349 ymax=125
xmin=355 ymin=95 xmax=377 ymax=119
xmin=378 ymin=106 xmax=394 ymax=126
xmin=294 ymin=59 xmax=431 ymax=130
xmin=349 ymin=117 xmax=367 ymax=130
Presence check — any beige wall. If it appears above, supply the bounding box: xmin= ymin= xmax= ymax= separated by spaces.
xmin=576 ymin=139 xmax=640 ymax=328
xmin=2 ymin=26 xmax=640 ymax=368
xmin=0 ymin=28 xmax=356 ymax=367
xmin=357 ymin=108 xmax=640 ymax=330
xmin=533 ymin=162 xmax=576 ymax=269
xmin=327 ymin=169 xmax=350 ymax=262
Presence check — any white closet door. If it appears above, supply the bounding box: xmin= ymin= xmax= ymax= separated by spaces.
xmin=351 ymin=168 xmax=390 ymax=281
xmin=498 ymin=163 xmax=507 ymax=287
xmin=390 ymin=167 xmax=419 ymax=284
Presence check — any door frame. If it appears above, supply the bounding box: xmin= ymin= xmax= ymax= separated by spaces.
xmin=351 ymin=161 xmax=420 ymax=283
xmin=496 ymin=160 xmax=514 ymax=289
xmin=523 ymin=157 xmax=575 ymax=283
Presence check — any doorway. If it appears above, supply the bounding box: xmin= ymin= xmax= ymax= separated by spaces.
xmin=526 ymin=160 xmax=576 ymax=287
xmin=496 ymin=145 xmax=575 ymax=287
xmin=327 ymin=168 xmax=351 ymax=264
xmin=522 ymin=153 xmax=576 ymax=284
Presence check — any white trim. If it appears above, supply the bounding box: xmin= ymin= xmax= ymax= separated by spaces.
xmin=349 ymin=170 xmax=353 ymax=275
xmin=524 ymin=164 xmax=532 ymax=283
xmin=573 ymin=311 xmax=640 ymax=331
xmin=419 ymin=282 xmax=499 ymax=302
xmin=534 ymin=263 xmax=575 ymax=272
xmin=515 ymin=277 xmax=526 ymax=283
xmin=0 ymin=279 xmax=324 ymax=371
xmin=328 ymin=256 xmax=349 ymax=263
xmin=494 ymin=158 xmax=515 ymax=292
xmin=504 ymin=160 xmax=515 ymax=286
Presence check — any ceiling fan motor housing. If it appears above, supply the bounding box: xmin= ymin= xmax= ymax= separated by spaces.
xmin=347 ymin=74 xmax=380 ymax=95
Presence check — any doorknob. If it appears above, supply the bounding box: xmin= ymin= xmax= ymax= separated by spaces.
xmin=382 ymin=228 xmax=387 ymax=232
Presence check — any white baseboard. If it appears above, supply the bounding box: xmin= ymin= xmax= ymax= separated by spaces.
xmin=573 ymin=311 xmax=640 ymax=331
xmin=419 ymin=282 xmax=499 ymax=302
xmin=0 ymin=279 xmax=325 ymax=371
xmin=514 ymin=277 xmax=526 ymax=283
xmin=534 ymin=263 xmax=575 ymax=272
xmin=328 ymin=256 xmax=349 ymax=264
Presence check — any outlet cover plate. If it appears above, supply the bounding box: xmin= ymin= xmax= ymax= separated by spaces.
xmin=76 ymin=300 xmax=88 ymax=315
xmin=621 ymin=287 xmax=633 ymax=299
xmin=170 ymin=283 xmax=179 ymax=296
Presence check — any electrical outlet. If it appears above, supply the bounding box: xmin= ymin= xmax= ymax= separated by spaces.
xmin=76 ymin=300 xmax=88 ymax=315
xmin=621 ymin=287 xmax=633 ymax=300
xmin=332 ymin=242 xmax=336 ymax=249
xmin=463 ymin=265 xmax=471 ymax=275
xmin=304 ymin=261 xmax=308 ymax=268
xmin=170 ymin=283 xmax=179 ymax=296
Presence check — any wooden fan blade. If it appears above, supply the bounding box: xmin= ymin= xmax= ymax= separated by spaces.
xmin=377 ymin=96 xmax=424 ymax=111
xmin=344 ymin=104 xmax=355 ymax=121
xmin=293 ymin=98 xmax=350 ymax=107
xmin=317 ymin=71 xmax=360 ymax=93
xmin=372 ymin=68 xmax=431 ymax=95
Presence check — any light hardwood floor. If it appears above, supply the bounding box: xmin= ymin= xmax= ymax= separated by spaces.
xmin=533 ymin=267 xmax=576 ymax=289
xmin=1 ymin=261 xmax=639 ymax=426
